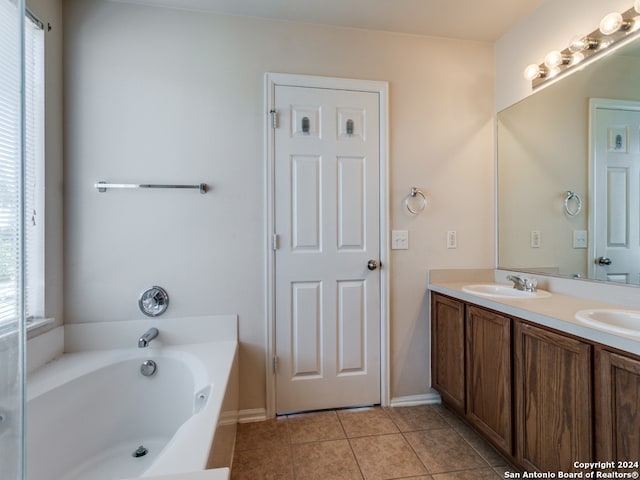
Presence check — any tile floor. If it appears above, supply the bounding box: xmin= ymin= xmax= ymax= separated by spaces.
xmin=231 ymin=403 xmax=519 ymax=480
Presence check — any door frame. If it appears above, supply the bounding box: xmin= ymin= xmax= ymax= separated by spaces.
xmin=588 ymin=98 xmax=640 ymax=280
xmin=264 ymin=73 xmax=390 ymax=418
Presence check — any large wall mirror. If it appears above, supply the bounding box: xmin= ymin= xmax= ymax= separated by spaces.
xmin=498 ymin=33 xmax=640 ymax=286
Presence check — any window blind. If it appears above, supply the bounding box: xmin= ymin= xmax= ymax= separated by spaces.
xmin=0 ymin=0 xmax=22 ymax=326
xmin=23 ymin=12 xmax=44 ymax=320
xmin=0 ymin=4 xmax=44 ymax=327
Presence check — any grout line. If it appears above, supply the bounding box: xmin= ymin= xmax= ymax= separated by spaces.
xmin=401 ymin=430 xmax=433 ymax=476
xmin=233 ymin=405 xmax=511 ymax=479
xmin=284 ymin=416 xmax=297 ymax=480
xmin=336 ymin=410 xmax=367 ymax=479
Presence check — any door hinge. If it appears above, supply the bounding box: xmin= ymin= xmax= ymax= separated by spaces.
xmin=272 ymin=356 xmax=279 ymax=374
xmin=269 ymin=109 xmax=279 ymax=129
xmin=272 ymin=233 xmax=280 ymax=251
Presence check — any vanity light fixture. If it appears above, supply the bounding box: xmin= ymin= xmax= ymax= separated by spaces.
xmin=523 ymin=63 xmax=547 ymax=81
xmin=568 ymin=34 xmax=599 ymax=53
xmin=544 ymin=50 xmax=570 ymax=68
xmin=525 ymin=4 xmax=640 ymax=88
xmin=599 ymin=12 xmax=633 ymax=35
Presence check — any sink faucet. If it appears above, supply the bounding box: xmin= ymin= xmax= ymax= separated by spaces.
xmin=506 ymin=275 xmax=538 ymax=292
xmin=138 ymin=327 xmax=159 ymax=348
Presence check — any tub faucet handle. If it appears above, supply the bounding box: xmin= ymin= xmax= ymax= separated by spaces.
xmin=138 ymin=327 xmax=159 ymax=348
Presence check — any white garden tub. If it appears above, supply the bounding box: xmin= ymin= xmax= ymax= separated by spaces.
xmin=26 ymin=316 xmax=238 ymax=480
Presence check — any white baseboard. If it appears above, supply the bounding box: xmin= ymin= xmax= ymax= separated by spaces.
xmin=238 ymin=408 xmax=267 ymax=423
xmin=389 ymin=392 xmax=441 ymax=407
xmin=238 ymin=393 xmax=441 ymax=422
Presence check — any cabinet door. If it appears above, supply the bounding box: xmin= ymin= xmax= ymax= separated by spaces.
xmin=596 ymin=348 xmax=640 ymax=462
xmin=431 ymin=293 xmax=465 ymax=413
xmin=466 ymin=306 xmax=512 ymax=454
xmin=514 ymin=321 xmax=592 ymax=472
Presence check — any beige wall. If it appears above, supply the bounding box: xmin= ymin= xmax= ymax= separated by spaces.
xmin=62 ymin=0 xmax=495 ymax=411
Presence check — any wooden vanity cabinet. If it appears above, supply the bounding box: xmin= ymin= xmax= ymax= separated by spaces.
xmin=430 ymin=291 xmax=602 ymax=473
xmin=466 ymin=305 xmax=513 ymax=454
xmin=431 ymin=294 xmax=513 ymax=453
xmin=595 ymin=347 xmax=640 ymax=462
xmin=514 ymin=321 xmax=593 ymax=473
xmin=431 ymin=293 xmax=465 ymax=413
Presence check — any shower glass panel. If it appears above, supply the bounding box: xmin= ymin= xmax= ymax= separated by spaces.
xmin=0 ymin=0 xmax=26 ymax=479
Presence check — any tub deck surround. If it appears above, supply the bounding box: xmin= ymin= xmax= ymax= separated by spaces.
xmin=26 ymin=315 xmax=238 ymax=480
xmin=428 ymin=269 xmax=640 ymax=356
xmin=125 ymin=469 xmax=229 ymax=480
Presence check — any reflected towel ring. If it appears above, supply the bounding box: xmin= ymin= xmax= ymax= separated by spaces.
xmin=564 ymin=191 xmax=582 ymax=217
xmin=404 ymin=187 xmax=427 ymax=215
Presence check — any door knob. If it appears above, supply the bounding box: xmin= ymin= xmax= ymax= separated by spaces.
xmin=596 ymin=257 xmax=612 ymax=266
xmin=367 ymin=260 xmax=379 ymax=271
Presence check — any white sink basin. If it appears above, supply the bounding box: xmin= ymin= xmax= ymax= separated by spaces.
xmin=462 ymin=284 xmax=551 ymax=299
xmin=574 ymin=309 xmax=640 ymax=337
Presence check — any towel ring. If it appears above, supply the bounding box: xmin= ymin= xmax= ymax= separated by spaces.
xmin=404 ymin=187 xmax=427 ymax=215
xmin=564 ymin=191 xmax=582 ymax=217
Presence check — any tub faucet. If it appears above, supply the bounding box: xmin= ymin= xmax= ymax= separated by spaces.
xmin=138 ymin=327 xmax=159 ymax=348
xmin=506 ymin=275 xmax=537 ymax=292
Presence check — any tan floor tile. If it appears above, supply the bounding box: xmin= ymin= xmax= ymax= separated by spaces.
xmin=231 ymin=445 xmax=293 ymax=480
xmin=235 ymin=418 xmax=289 ymax=452
xmin=292 ymin=439 xmax=363 ymax=480
xmin=385 ymin=405 xmax=450 ymax=432
xmin=338 ymin=407 xmax=399 ymax=438
xmin=432 ymin=468 xmax=501 ymax=479
xmin=430 ymin=404 xmax=467 ymax=431
xmin=287 ymin=410 xmax=346 ymax=444
xmin=405 ymin=428 xmax=489 ymax=474
xmin=493 ymin=465 xmax=522 ymax=477
xmin=350 ymin=433 xmax=428 ymax=480
xmin=453 ymin=422 xmax=508 ymax=467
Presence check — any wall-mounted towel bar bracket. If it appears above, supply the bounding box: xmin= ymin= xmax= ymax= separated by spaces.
xmin=95 ymin=182 xmax=208 ymax=194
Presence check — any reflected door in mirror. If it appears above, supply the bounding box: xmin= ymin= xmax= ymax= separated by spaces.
xmin=591 ymin=101 xmax=640 ymax=285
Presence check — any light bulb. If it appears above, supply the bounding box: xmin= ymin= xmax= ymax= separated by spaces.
xmin=547 ymin=66 xmax=561 ymax=79
xmin=569 ymin=35 xmax=599 ymax=53
xmin=599 ymin=37 xmax=614 ymax=50
xmin=569 ymin=36 xmax=586 ymax=53
xmin=544 ymin=50 xmax=566 ymax=68
xmin=599 ymin=12 xmax=624 ymax=35
xmin=523 ymin=64 xmax=542 ymax=81
xmin=570 ymin=52 xmax=584 ymax=66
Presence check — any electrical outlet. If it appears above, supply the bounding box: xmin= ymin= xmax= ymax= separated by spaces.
xmin=391 ymin=230 xmax=409 ymax=250
xmin=530 ymin=230 xmax=541 ymax=248
xmin=447 ymin=231 xmax=457 ymax=249
xmin=573 ymin=230 xmax=587 ymax=249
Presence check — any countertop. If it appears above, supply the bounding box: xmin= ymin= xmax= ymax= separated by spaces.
xmin=428 ymin=275 xmax=640 ymax=356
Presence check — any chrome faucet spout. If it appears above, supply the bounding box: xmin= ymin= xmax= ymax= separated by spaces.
xmin=506 ymin=275 xmax=537 ymax=292
xmin=138 ymin=327 xmax=159 ymax=348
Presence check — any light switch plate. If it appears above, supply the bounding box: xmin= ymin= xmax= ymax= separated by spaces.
xmin=447 ymin=231 xmax=457 ymax=249
xmin=391 ymin=230 xmax=409 ymax=250
xmin=530 ymin=230 xmax=541 ymax=248
xmin=573 ymin=230 xmax=588 ymax=249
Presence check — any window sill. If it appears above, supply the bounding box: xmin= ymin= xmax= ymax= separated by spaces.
xmin=26 ymin=317 xmax=55 ymax=332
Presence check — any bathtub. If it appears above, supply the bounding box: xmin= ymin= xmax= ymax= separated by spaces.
xmin=26 ymin=316 xmax=238 ymax=480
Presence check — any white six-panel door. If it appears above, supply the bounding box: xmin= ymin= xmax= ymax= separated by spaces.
xmin=591 ymin=101 xmax=640 ymax=284
xmin=273 ymin=84 xmax=381 ymax=413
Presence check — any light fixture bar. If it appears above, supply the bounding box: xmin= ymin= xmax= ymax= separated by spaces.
xmin=527 ymin=5 xmax=640 ymax=88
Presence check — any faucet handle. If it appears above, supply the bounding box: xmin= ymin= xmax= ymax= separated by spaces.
xmin=524 ymin=278 xmax=538 ymax=292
